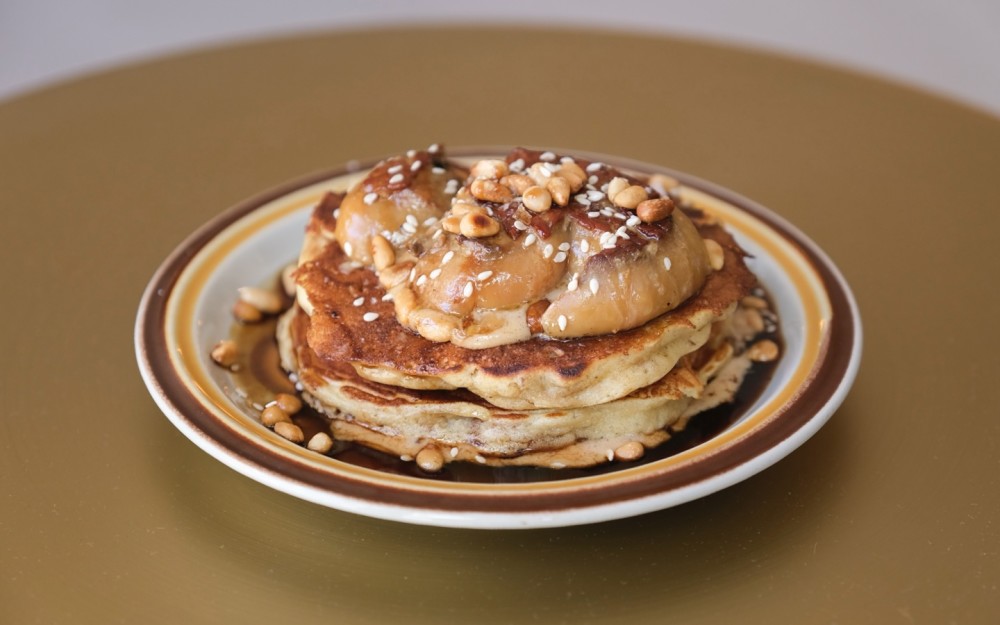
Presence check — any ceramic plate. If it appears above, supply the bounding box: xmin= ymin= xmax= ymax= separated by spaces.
xmin=135 ymin=149 xmax=861 ymax=529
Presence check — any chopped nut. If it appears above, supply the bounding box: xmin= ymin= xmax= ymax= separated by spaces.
xmin=371 ymin=234 xmax=395 ymax=270
xmin=232 ymin=300 xmax=263 ymax=323
xmin=450 ymin=201 xmax=478 ymax=216
xmin=741 ymin=295 xmax=768 ymax=309
xmin=460 ymin=210 xmax=501 ymax=238
xmin=612 ymin=185 xmax=648 ymax=209
xmin=744 ymin=307 xmax=766 ymax=333
xmin=307 ymin=432 xmax=334 ymax=453
xmin=525 ymin=299 xmax=551 ymax=334
xmin=261 ymin=405 xmax=291 ymax=427
xmin=274 ymin=421 xmax=304 ymax=443
xmin=470 ymin=179 xmax=513 ymax=203
xmin=210 ymin=340 xmax=238 ymax=369
xmin=704 ymin=238 xmax=725 ymax=270
xmin=614 ymin=441 xmax=645 ymax=461
xmin=408 ymin=308 xmax=459 ymax=342
xmin=501 ymin=174 xmax=534 ymax=195
xmin=636 ymin=197 xmax=675 ymax=223
xmin=470 ymin=159 xmax=508 ymax=180
xmin=557 ymin=161 xmax=587 ymax=192
xmin=522 ymin=186 xmax=552 ymax=212
xmin=606 ymin=177 xmax=630 ymax=202
xmin=238 ymin=286 xmax=283 ymax=314
xmin=441 ymin=214 xmax=463 ymax=234
xmin=546 ymin=177 xmax=571 ymax=207
xmin=416 ymin=446 xmax=445 ymax=472
xmin=748 ymin=339 xmax=780 ymax=362
xmin=274 ymin=393 xmax=302 ymax=415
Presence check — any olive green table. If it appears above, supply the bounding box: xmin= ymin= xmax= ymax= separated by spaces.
xmin=2 ymin=26 xmax=997 ymax=624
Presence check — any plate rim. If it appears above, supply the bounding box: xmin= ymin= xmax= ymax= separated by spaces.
xmin=135 ymin=147 xmax=862 ymax=529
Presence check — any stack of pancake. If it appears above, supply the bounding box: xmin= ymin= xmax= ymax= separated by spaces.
xmin=277 ymin=146 xmax=774 ymax=471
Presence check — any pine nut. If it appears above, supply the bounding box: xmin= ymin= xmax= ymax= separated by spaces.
xmin=232 ymin=300 xmax=263 ymax=323
xmin=546 ymin=176 xmax=571 ymax=207
xmin=636 ymin=197 xmax=675 ymax=223
xmin=557 ymin=161 xmax=587 ymax=191
xmin=307 ymin=432 xmax=334 ymax=453
xmin=274 ymin=421 xmax=304 ymax=443
xmin=451 ymin=201 xmax=478 ymax=216
xmin=704 ymin=238 xmax=725 ymax=270
xmin=371 ymin=234 xmax=395 ymax=270
xmin=522 ymin=186 xmax=552 ymax=212
xmin=262 ymin=405 xmax=291 ymax=427
xmin=416 ymin=446 xmax=445 ymax=472
xmin=274 ymin=393 xmax=302 ymax=415
xmin=460 ymin=210 xmax=501 ymax=238
xmin=210 ymin=340 xmax=238 ymax=369
xmin=501 ymin=174 xmax=534 ymax=195
xmin=238 ymin=286 xmax=283 ymax=314
xmin=614 ymin=441 xmax=645 ymax=461
xmin=470 ymin=179 xmax=513 ymax=203
xmin=470 ymin=159 xmax=508 ymax=179
xmin=741 ymin=295 xmax=768 ymax=309
xmin=441 ymin=214 xmax=463 ymax=234
xmin=612 ymin=185 xmax=648 ymax=209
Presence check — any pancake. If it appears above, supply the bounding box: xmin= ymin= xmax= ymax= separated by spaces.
xmin=277 ymin=302 xmax=763 ymax=469
xmin=295 ymin=198 xmax=755 ymax=410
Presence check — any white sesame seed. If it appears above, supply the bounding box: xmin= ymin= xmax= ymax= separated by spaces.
xmin=408 ymin=267 xmax=416 ymax=282
xmin=587 ymin=211 xmax=601 ymax=218
xmin=343 ymin=241 xmax=353 ymax=256
xmin=363 ymin=312 xmax=379 ymax=322
xmin=626 ymin=215 xmax=642 ymax=227
xmin=364 ymin=192 xmax=378 ymax=205
xmin=381 ymin=292 xmax=394 ymax=301
xmin=590 ymin=278 xmax=599 ymax=295
xmin=606 ymin=449 xmax=615 ymax=462
xmin=428 ymin=143 xmax=440 ymax=153
xmin=588 ymin=190 xmax=605 ymax=201
xmin=333 ymin=208 xmax=341 ymax=219
xmin=543 ymin=162 xmax=560 ymax=172
xmin=405 ymin=214 xmax=418 ymax=226
xmin=599 ymin=231 xmax=612 ymax=245
xmin=586 ymin=162 xmax=602 ymax=173
xmin=475 ymin=454 xmax=487 ymax=464
xmin=523 ymin=233 xmax=537 ymax=247
xmin=400 ymin=454 xmax=413 ymax=462
xmin=352 ymin=296 xmax=364 ymax=307
xmin=463 ymin=281 xmax=474 ymax=298
xmin=543 ymin=243 xmax=554 ymax=259
xmin=663 ymin=256 xmax=672 ymax=270
xmin=588 ymin=175 xmax=599 ymax=185
xmin=432 ymin=228 xmax=443 ymax=240
xmin=415 ymin=274 xmax=427 ymax=286
xmin=574 ymin=194 xmax=590 ymax=204
xmin=613 ymin=212 xmax=627 ymax=220
xmin=401 ymin=221 xmax=417 ymax=234
xmin=429 ymin=268 xmax=442 ymax=279
xmin=441 ymin=250 xmax=454 ymax=265
xmin=616 ymin=225 xmax=628 ymax=237
xmin=538 ymin=166 xmax=553 ymax=178
xmin=567 ymin=274 xmax=579 ymax=291
xmin=580 ymin=240 xmax=590 ymax=253
xmin=444 ymin=180 xmax=459 ymax=194
xmin=558 ymin=314 xmax=568 ymax=331
xmin=553 ymin=251 xmax=567 ymax=263
xmin=603 ymin=236 xmax=617 ymax=249
xmin=513 ymin=220 xmax=528 ymax=231
xmin=509 ymin=158 xmax=525 ymax=172
xmin=389 ymin=173 xmax=404 ymax=184
xmin=406 ymin=149 xmax=417 ymax=158
xmin=450 ymin=447 xmax=459 ymax=458
xmin=601 ymin=207 xmax=615 ymax=217
xmin=477 ymin=270 xmax=494 ymax=281
xmin=560 ymin=156 xmax=575 ymax=164
xmin=540 ymin=151 xmax=556 ymax=161
xmin=432 ymin=166 xmax=446 ymax=174
xmin=388 ymin=164 xmax=403 ymax=174
xmin=410 ymin=160 xmax=422 ymax=171
xmin=558 ymin=242 xmax=571 ymax=251
xmin=551 ymin=461 xmax=566 ymax=469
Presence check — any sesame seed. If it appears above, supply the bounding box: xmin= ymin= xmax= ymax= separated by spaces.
xmin=513 ymin=220 xmax=528 ymax=231
xmin=428 ymin=143 xmax=440 ymax=153
xmin=364 ymin=192 xmax=378 ymax=205
xmin=389 ymin=173 xmax=404 ymax=184
xmin=475 ymin=454 xmax=487 ymax=464
xmin=567 ymin=274 xmax=579 ymax=291
xmin=599 ymin=231 xmax=612 ymax=245
xmin=408 ymin=267 xmax=416 ymax=282
xmin=587 ymin=211 xmax=601 ymax=218
xmin=381 ymin=292 xmax=394 ymax=301
xmin=601 ymin=183 xmax=609 ymax=193
xmin=586 ymin=162 xmax=602 ymax=173
xmin=560 ymin=156 xmax=575 ymax=164
xmin=553 ymin=251 xmax=567 ymax=263
xmin=543 ymin=162 xmax=560 ymax=172
xmin=450 ymin=447 xmax=459 ymax=458
xmin=613 ymin=212 xmax=627 ymax=220
xmin=410 ymin=160 xmax=422 ymax=171
xmin=400 ymin=454 xmax=413 ymax=462
xmin=401 ymin=221 xmax=417 ymax=234
xmin=405 ymin=214 xmax=418 ymax=225
xmin=590 ymin=278 xmax=599 ymax=294
xmin=616 ymin=225 xmax=628 ymax=237
xmin=343 ymin=242 xmax=353 ymax=256
xmin=477 ymin=270 xmax=494 ymax=281
xmin=588 ymin=175 xmax=599 ymax=185
xmin=558 ymin=242 xmax=570 ymax=251
xmin=415 ymin=274 xmax=427 ymax=286
xmin=463 ymin=281 xmax=474 ymax=298
xmin=333 ymin=208 xmax=341 ymax=219
xmin=429 ymin=268 xmax=442 ymax=279
xmin=580 ymin=240 xmax=590 ymax=253
xmin=432 ymin=228 xmax=443 ymax=240
xmin=602 ymin=236 xmax=617 ymax=249
xmin=510 ymin=158 xmax=525 ymax=172
xmin=588 ymin=190 xmax=605 ymax=201
xmin=388 ymin=164 xmax=403 ymax=174
xmin=538 ymin=166 xmax=553 ymax=178
xmin=601 ymin=207 xmax=615 ymax=217
xmin=441 ymin=250 xmax=455 ymax=265
xmin=352 ymin=296 xmax=364 ymax=307
xmin=606 ymin=449 xmax=615 ymax=462
xmin=432 ymin=166 xmax=446 ymax=174
xmin=362 ymin=312 xmax=379 ymax=322
xmin=558 ymin=314 xmax=567 ymax=331
xmin=551 ymin=461 xmax=566 ymax=469
xmin=626 ymin=215 xmax=641 ymax=227
xmin=523 ymin=233 xmax=537 ymax=246
xmin=543 ymin=243 xmax=554 ymax=259
xmin=663 ymin=256 xmax=672 ymax=270
xmin=574 ymin=194 xmax=590 ymax=204
xmin=540 ymin=151 xmax=556 ymax=161
xmin=406 ymin=149 xmax=417 ymax=158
